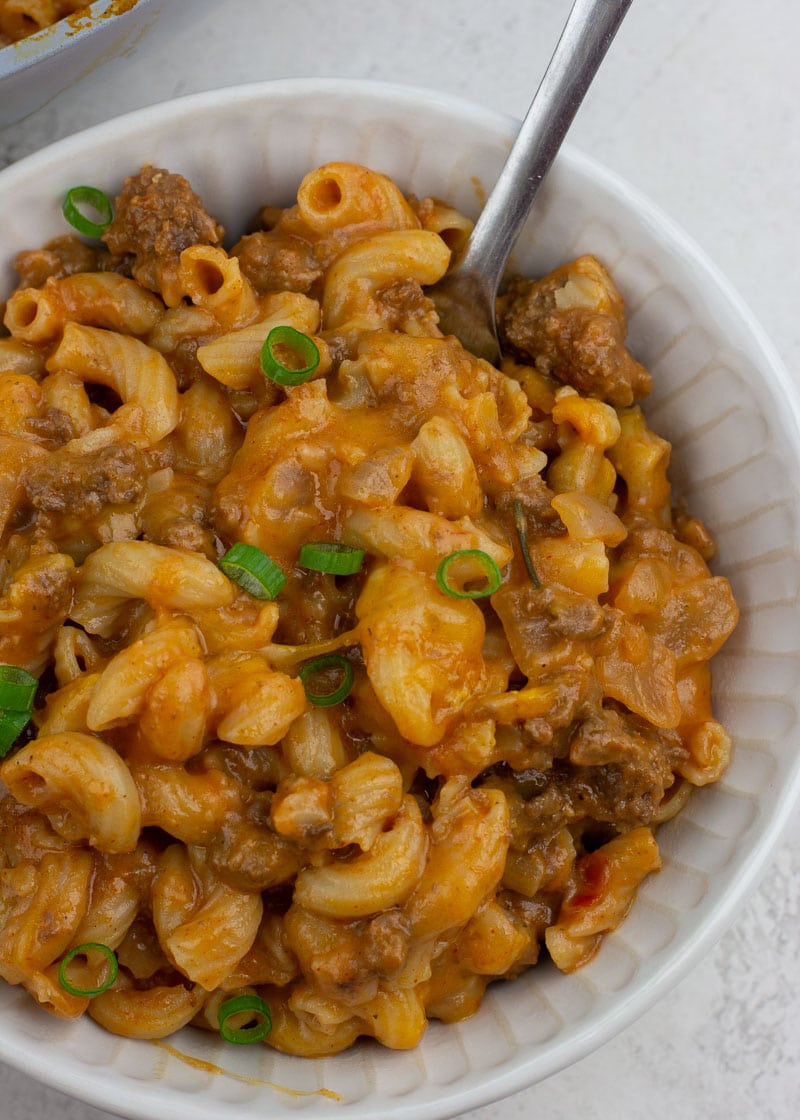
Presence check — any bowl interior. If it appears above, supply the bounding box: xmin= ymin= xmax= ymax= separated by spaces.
xmin=1 ymin=78 xmax=799 ymax=1120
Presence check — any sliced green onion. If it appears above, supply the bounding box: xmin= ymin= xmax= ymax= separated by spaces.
xmin=0 ymin=709 xmax=32 ymax=759
xmin=218 ymin=994 xmax=272 ymax=1044
xmin=0 ymin=665 xmax=38 ymax=711
xmin=57 ymin=942 xmax=118 ymax=998
xmin=62 ymin=185 xmax=114 ymax=238
xmin=299 ymin=653 xmax=354 ymax=708
xmin=512 ymin=499 xmax=541 ymax=588
xmin=298 ymin=542 xmax=365 ymax=576
xmin=219 ymin=542 xmax=286 ymax=600
xmin=435 ymin=548 xmax=503 ymax=599
xmin=260 ymin=325 xmax=320 ymax=386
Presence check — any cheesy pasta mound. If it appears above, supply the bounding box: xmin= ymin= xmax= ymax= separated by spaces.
xmin=0 ymin=161 xmax=738 ymax=1054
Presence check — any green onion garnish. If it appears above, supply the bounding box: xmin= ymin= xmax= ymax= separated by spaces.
xmin=260 ymin=325 xmax=320 ymax=386
xmin=299 ymin=653 xmax=354 ymax=708
xmin=512 ymin=499 xmax=541 ymax=588
xmin=0 ymin=665 xmax=38 ymax=712
xmin=298 ymin=542 xmax=365 ymax=576
xmin=0 ymin=709 xmax=32 ymax=759
xmin=57 ymin=942 xmax=118 ymax=998
xmin=219 ymin=542 xmax=286 ymax=600
xmin=435 ymin=549 xmax=503 ymax=599
xmin=62 ymin=186 xmax=114 ymax=238
xmin=218 ymin=994 xmax=273 ymax=1044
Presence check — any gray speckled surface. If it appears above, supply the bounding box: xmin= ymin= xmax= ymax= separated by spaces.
xmin=1 ymin=1 xmax=798 ymax=1117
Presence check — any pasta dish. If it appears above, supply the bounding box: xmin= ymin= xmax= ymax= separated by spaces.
xmin=0 ymin=161 xmax=738 ymax=1054
xmin=0 ymin=0 xmax=92 ymax=45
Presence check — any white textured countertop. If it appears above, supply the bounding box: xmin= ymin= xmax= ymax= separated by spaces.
xmin=1 ymin=1 xmax=798 ymax=1117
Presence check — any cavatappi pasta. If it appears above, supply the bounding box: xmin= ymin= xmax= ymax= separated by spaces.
xmin=0 ymin=0 xmax=90 ymax=45
xmin=0 ymin=161 xmax=738 ymax=1054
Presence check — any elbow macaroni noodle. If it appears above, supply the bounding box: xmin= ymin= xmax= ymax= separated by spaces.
xmin=0 ymin=160 xmax=738 ymax=1054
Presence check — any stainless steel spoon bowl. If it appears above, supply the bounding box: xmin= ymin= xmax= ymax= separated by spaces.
xmin=431 ymin=0 xmax=634 ymax=363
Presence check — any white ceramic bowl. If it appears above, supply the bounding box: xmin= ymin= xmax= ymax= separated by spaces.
xmin=1 ymin=78 xmax=799 ymax=1120
xmin=0 ymin=0 xmax=168 ymax=129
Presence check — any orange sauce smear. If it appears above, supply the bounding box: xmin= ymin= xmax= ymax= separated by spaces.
xmin=151 ymin=1039 xmax=342 ymax=1102
xmin=64 ymin=0 xmax=143 ymax=39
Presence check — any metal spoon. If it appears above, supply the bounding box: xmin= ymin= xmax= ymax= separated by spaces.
xmin=430 ymin=0 xmax=633 ymax=364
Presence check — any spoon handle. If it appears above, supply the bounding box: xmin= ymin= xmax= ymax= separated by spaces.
xmin=457 ymin=0 xmax=633 ymax=292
